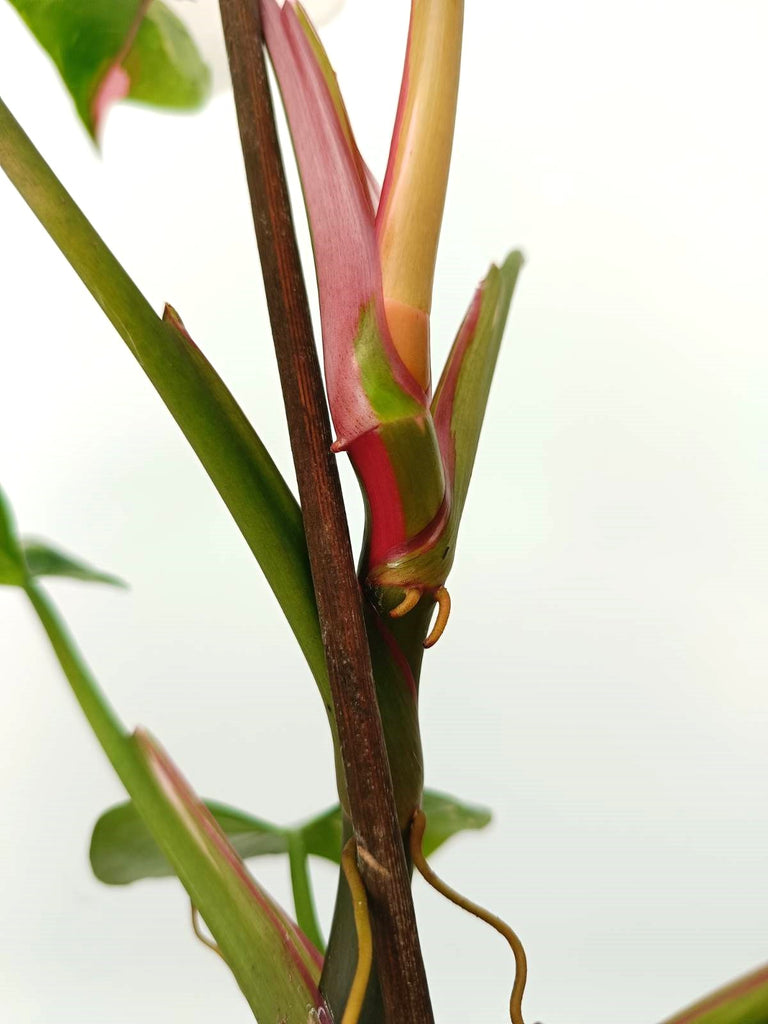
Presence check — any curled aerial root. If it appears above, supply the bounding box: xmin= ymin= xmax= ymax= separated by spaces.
xmin=423 ymin=586 xmax=451 ymax=648
xmin=340 ymin=838 xmax=373 ymax=1024
xmin=389 ymin=586 xmax=421 ymax=618
xmin=190 ymin=901 xmax=225 ymax=961
xmin=410 ymin=809 xmax=527 ymax=1024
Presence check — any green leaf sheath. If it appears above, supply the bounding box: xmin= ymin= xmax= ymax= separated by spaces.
xmin=24 ymin=582 xmax=129 ymax=762
xmin=659 ymin=963 xmax=768 ymax=1024
xmin=0 ymin=98 xmax=330 ymax=712
xmin=432 ymin=251 xmax=524 ymax=529
xmin=23 ymin=582 xmax=327 ymax=1020
xmin=364 ymin=253 xmax=523 ymax=599
xmin=6 ymin=0 xmax=210 ymax=136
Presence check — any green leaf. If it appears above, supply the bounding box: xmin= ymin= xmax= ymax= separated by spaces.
xmin=0 ymin=100 xmax=329 ymax=713
xmin=90 ymin=789 xmax=491 ymax=885
xmin=659 ymin=962 xmax=768 ymax=1024
xmin=22 ymin=539 xmax=126 ymax=587
xmin=1 ymin=488 xmax=125 ymax=588
xmin=0 ymin=486 xmax=27 ymax=586
xmin=298 ymin=790 xmax=492 ymax=861
xmin=122 ymin=3 xmax=210 ymax=110
xmin=300 ymin=804 xmax=344 ymax=863
xmin=91 ymin=799 xmax=287 ymax=885
xmin=420 ymin=789 xmax=492 ymax=858
xmin=7 ymin=0 xmax=210 ymax=137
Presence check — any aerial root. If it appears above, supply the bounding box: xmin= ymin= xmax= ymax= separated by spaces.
xmin=409 ymin=809 xmax=527 ymax=1024
xmin=389 ymin=586 xmax=421 ymax=618
xmin=340 ymin=838 xmax=373 ymax=1024
xmin=423 ymin=586 xmax=451 ymax=648
xmin=190 ymin=901 xmax=225 ymax=961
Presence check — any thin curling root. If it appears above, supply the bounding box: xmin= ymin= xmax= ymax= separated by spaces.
xmin=340 ymin=839 xmax=373 ymax=1024
xmin=423 ymin=586 xmax=451 ymax=648
xmin=190 ymin=902 xmax=225 ymax=961
xmin=410 ymin=809 xmax=527 ymax=1024
xmin=390 ymin=586 xmax=421 ymax=619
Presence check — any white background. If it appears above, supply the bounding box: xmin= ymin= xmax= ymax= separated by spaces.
xmin=1 ymin=1 xmax=767 ymax=1021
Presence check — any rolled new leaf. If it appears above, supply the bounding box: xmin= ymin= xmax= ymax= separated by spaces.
xmin=377 ymin=0 xmax=464 ymax=389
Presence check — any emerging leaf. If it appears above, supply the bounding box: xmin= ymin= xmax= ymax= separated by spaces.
xmin=7 ymin=0 xmax=210 ymax=137
xmin=377 ymin=0 xmax=464 ymax=319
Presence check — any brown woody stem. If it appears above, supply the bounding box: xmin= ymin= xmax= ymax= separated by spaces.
xmin=217 ymin=1 xmax=434 ymax=1021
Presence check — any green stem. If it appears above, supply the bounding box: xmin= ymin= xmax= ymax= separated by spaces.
xmin=24 ymin=582 xmax=133 ymax=777
xmin=287 ymin=831 xmax=325 ymax=954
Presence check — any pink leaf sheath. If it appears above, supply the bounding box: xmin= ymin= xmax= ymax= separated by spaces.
xmin=261 ymin=0 xmax=423 ymax=446
xmin=135 ymin=728 xmax=326 ymax=995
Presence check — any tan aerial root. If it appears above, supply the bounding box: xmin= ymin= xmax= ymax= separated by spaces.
xmin=190 ymin=901 xmax=225 ymax=961
xmin=340 ymin=838 xmax=373 ymax=1024
xmin=410 ymin=809 xmax=527 ymax=1024
xmin=423 ymin=586 xmax=451 ymax=648
xmin=389 ymin=586 xmax=421 ymax=618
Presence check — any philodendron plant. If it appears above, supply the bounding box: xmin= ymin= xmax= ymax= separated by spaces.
xmin=0 ymin=1 xmax=765 ymax=1022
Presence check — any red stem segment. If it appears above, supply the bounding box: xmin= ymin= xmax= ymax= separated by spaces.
xmin=217 ymin=2 xmax=434 ymax=1021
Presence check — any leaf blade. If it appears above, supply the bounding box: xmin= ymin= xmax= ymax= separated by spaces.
xmin=90 ymin=788 xmax=491 ymax=885
xmin=22 ymin=539 xmax=126 ymax=587
xmin=90 ymin=799 xmax=289 ymax=885
xmin=7 ymin=0 xmax=210 ymax=136
xmin=420 ymin=789 xmax=491 ymax=858
xmin=0 ymin=100 xmax=330 ymax=710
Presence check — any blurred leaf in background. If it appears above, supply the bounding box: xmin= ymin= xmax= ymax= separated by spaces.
xmin=6 ymin=0 xmax=211 ymax=137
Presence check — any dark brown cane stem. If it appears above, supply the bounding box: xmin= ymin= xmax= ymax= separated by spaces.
xmin=217 ymin=2 xmax=435 ymax=1021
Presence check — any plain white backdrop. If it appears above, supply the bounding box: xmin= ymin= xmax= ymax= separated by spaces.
xmin=1 ymin=1 xmax=767 ymax=1021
